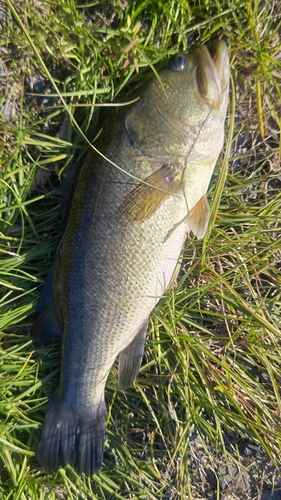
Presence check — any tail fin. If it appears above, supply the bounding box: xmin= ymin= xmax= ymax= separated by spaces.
xmin=36 ymin=394 xmax=106 ymax=476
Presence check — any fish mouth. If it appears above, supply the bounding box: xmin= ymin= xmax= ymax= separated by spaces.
xmin=196 ymin=39 xmax=229 ymax=103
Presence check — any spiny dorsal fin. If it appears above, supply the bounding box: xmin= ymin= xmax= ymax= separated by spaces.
xmin=116 ymin=161 xmax=184 ymax=224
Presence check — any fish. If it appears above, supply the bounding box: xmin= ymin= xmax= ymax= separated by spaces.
xmin=35 ymin=39 xmax=229 ymax=476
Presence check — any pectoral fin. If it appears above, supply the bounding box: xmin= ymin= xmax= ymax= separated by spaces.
xmin=188 ymin=194 xmax=210 ymax=239
xmin=116 ymin=161 xmax=184 ymax=224
xmin=118 ymin=320 xmax=148 ymax=390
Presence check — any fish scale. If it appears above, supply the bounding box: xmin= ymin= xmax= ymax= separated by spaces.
xmin=35 ymin=40 xmax=229 ymax=476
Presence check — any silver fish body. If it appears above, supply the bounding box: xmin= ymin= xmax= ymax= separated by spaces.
xmin=35 ymin=40 xmax=229 ymax=475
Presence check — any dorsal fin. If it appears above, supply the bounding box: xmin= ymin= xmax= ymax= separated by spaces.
xmin=33 ymin=266 xmax=62 ymax=343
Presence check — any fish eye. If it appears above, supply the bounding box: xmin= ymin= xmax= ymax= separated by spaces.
xmin=169 ymin=54 xmax=187 ymax=72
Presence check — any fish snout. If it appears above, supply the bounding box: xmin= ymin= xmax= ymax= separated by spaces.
xmin=196 ymin=40 xmax=229 ymax=105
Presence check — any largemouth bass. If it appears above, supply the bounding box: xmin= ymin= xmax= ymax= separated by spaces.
xmin=35 ymin=40 xmax=229 ymax=476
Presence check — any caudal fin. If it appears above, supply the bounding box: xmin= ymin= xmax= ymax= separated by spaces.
xmin=36 ymin=394 xmax=106 ymax=476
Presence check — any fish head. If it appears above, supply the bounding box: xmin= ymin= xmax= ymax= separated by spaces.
xmin=125 ymin=39 xmax=229 ymax=165
xmin=154 ymin=38 xmax=229 ymax=121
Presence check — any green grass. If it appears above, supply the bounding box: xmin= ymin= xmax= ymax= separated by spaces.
xmin=1 ymin=0 xmax=281 ymax=498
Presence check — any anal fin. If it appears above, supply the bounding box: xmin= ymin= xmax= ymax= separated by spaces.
xmin=118 ymin=320 xmax=148 ymax=390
